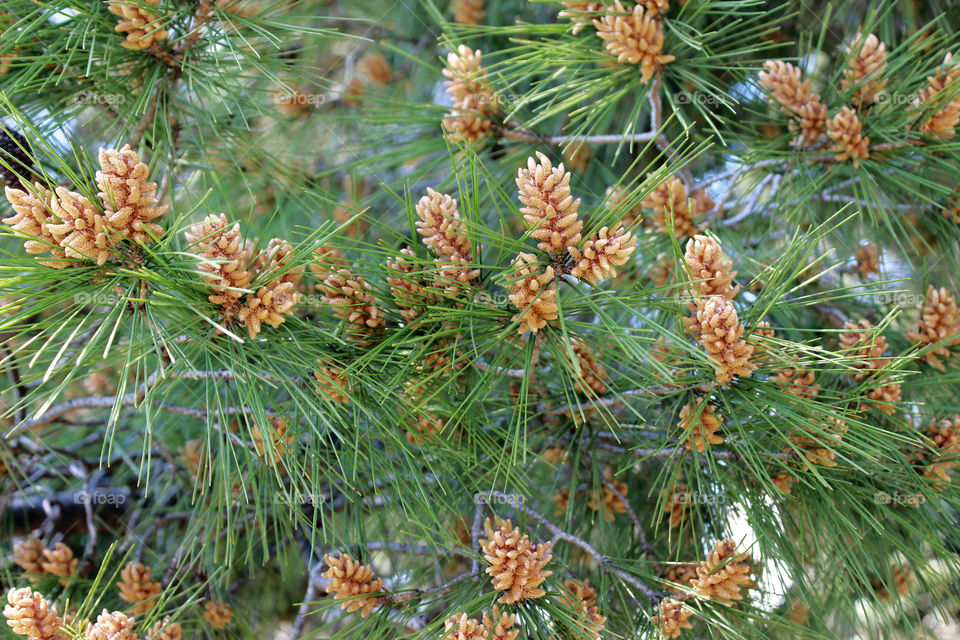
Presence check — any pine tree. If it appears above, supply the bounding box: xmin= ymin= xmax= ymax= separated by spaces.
xmin=2 ymin=1 xmax=960 ymax=640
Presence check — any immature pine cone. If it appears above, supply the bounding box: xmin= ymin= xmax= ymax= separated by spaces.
xmin=569 ymin=339 xmax=608 ymax=395
xmin=839 ymin=319 xmax=901 ymax=414
xmin=321 ymin=553 xmax=384 ymax=617
xmin=359 ymin=53 xmax=392 ymax=85
xmin=652 ymin=598 xmax=693 ymax=639
xmin=480 ymin=518 xmax=553 ymax=604
xmin=444 ymin=607 xmax=518 ymax=640
xmin=516 ymin=152 xmax=583 ymax=253
xmin=451 ymin=0 xmax=485 ymax=24
xmin=559 ymin=2 xmax=602 ymax=35
xmin=690 ymin=539 xmax=752 ymax=601
xmin=913 ymin=53 xmax=960 ymax=139
xmin=442 ymin=46 xmax=499 ymax=142
xmin=321 ymin=269 xmax=385 ymax=344
xmin=107 ymin=0 xmax=168 ymax=49
xmin=920 ymin=417 xmax=960 ymax=486
xmin=95 ymin=145 xmax=167 ymax=244
xmin=45 ymin=188 xmax=112 ymax=265
xmin=185 ymin=213 xmax=253 ymax=317
xmin=40 ymin=543 xmax=77 ymax=585
xmin=593 ymin=1 xmax=675 ymax=82
xmin=236 ymin=279 xmax=298 ymax=338
xmin=309 ymin=245 xmax=347 ymax=280
xmin=663 ymin=563 xmax=699 ymax=594
xmin=313 ymin=359 xmax=350 ymax=403
xmin=2 ymin=183 xmax=70 ymax=267
xmin=387 ymin=248 xmax=440 ymax=323
xmin=147 ymin=617 xmax=181 ymax=640
xmin=905 ymin=285 xmax=960 ymax=371
xmin=679 ymin=402 xmax=723 ymax=451
xmin=508 ymin=253 xmax=559 ymax=335
xmin=117 ymin=562 xmax=162 ymax=614
xmin=841 ymin=33 xmax=888 ymax=104
xmin=203 ymin=601 xmax=232 ymax=629
xmin=854 ymin=242 xmax=880 ymax=278
xmin=642 ymin=176 xmax=701 ymax=238
xmin=684 ymin=234 xmax=739 ymax=298
xmin=587 ymin=469 xmax=628 ymax=521
xmin=568 ymin=224 xmax=636 ymax=284
xmin=693 ymin=296 xmax=757 ymax=385
xmin=415 ymin=189 xmax=479 ymax=294
xmin=771 ymin=359 xmax=820 ymax=399
xmin=13 ymin=536 xmax=45 ymax=574
xmin=789 ymin=416 xmax=848 ymax=469
xmin=758 ymin=60 xmax=828 ymax=145
xmin=85 ymin=610 xmax=137 ymax=640
xmin=559 ymin=579 xmax=606 ymax=640
xmin=4 ymin=588 xmax=66 ymax=640
xmin=827 ymin=106 xmax=870 ymax=167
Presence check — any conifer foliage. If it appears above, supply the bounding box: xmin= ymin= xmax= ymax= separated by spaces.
xmin=1 ymin=1 xmax=960 ymax=640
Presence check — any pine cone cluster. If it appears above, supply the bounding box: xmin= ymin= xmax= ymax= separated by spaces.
xmin=593 ymin=1 xmax=675 ymax=82
xmin=442 ymin=46 xmax=499 ymax=142
xmin=559 ymin=2 xmax=603 ymax=35
xmin=569 ymin=339 xmax=608 ymax=395
xmin=642 ymin=176 xmax=712 ymax=238
xmin=415 ymin=188 xmax=479 ymax=295
xmin=684 ymin=234 xmax=739 ymax=298
xmin=789 ymin=416 xmax=848 ymax=469
xmin=186 ymin=214 xmax=300 ymax=338
xmin=4 ymin=588 xmax=66 ymax=640
xmin=39 ymin=543 xmax=78 ymax=585
xmin=691 ymin=296 xmax=757 ymax=385
xmin=559 ymin=579 xmax=606 ymax=640
xmin=587 ymin=468 xmax=628 ymax=521
xmin=480 ymin=518 xmax=553 ymax=604
xmin=771 ymin=359 xmax=820 ymax=399
xmin=758 ymin=60 xmax=828 ymax=145
xmin=679 ymin=402 xmax=723 ymax=452
xmin=854 ymin=242 xmax=880 ymax=278
xmin=662 ymin=563 xmax=699 ymax=594
xmin=387 ymin=247 xmax=440 ymax=323
xmin=444 ymin=607 xmax=518 ymax=640
xmin=12 ymin=536 xmax=44 ymax=574
xmin=913 ymin=53 xmax=960 ymax=139
xmin=841 ymin=32 xmax=888 ymax=104
xmin=107 ymin=0 xmax=168 ymax=50
xmin=202 ymin=600 xmax=232 ymax=629
xmin=309 ymin=244 xmax=348 ymax=279
xmin=321 ymin=269 xmax=385 ymax=344
xmin=568 ymin=224 xmax=636 ymax=284
xmin=313 ymin=359 xmax=351 ymax=403
xmin=508 ymin=253 xmax=559 ymax=335
xmin=85 ymin=610 xmax=137 ymax=640
xmin=451 ymin=0 xmax=485 ymax=24
xmin=117 ymin=562 xmax=162 ymax=614
xmin=839 ymin=319 xmax=901 ymax=413
xmin=652 ymin=597 xmax=693 ymax=639
xmin=516 ymin=152 xmax=583 ymax=253
xmin=3 ymin=146 xmax=165 ymax=268
xmin=690 ymin=539 xmax=752 ymax=601
xmin=919 ymin=416 xmax=960 ymax=486
xmin=321 ymin=553 xmax=385 ymax=617
xmin=827 ymin=106 xmax=870 ymax=167
xmin=905 ymin=285 xmax=960 ymax=370
xmin=147 ymin=617 xmax=181 ymax=640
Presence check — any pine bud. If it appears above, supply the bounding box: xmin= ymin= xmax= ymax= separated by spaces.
xmin=919 ymin=416 xmax=960 ymax=486
xmin=107 ymin=0 xmax=168 ymax=50
xmin=905 ymin=285 xmax=960 ymax=371
xmin=117 ymin=562 xmax=162 ymax=614
xmin=690 ymin=539 xmax=752 ymax=601
xmin=40 ymin=543 xmax=77 ymax=585
xmin=3 ymin=588 xmax=66 ymax=640
xmin=652 ymin=598 xmax=693 ymax=638
xmin=95 ymin=145 xmax=167 ymax=245
xmin=679 ymin=402 xmax=723 ymax=451
xmin=321 ymin=553 xmax=384 ymax=617
xmin=912 ymin=53 xmax=960 ymax=140
xmin=84 ymin=610 xmax=137 ymax=640
xmin=758 ymin=60 xmax=828 ymax=145
xmin=558 ymin=2 xmax=603 ymax=35
xmin=854 ymin=242 xmax=880 ymax=278
xmin=568 ymin=339 xmax=608 ymax=395
xmin=790 ymin=416 xmax=848 ymax=469
xmin=202 ymin=601 xmax=232 ymax=629
xmin=827 ymin=106 xmax=870 ymax=167
xmin=442 ymin=46 xmax=499 ymax=142
xmin=313 ymin=359 xmax=350 ymax=403
xmin=321 ymin=269 xmax=385 ymax=344
xmin=508 ymin=253 xmax=559 ymax=335
xmin=147 ymin=617 xmax=181 ymax=640
xmin=559 ymin=579 xmax=605 ymax=640
xmin=480 ymin=518 xmax=553 ymax=604
xmin=451 ymin=0 xmax=485 ymax=24
xmin=594 ymin=1 xmax=675 ymax=82
xmin=568 ymin=224 xmax=636 ymax=284
xmin=12 ymin=536 xmax=45 ymax=574
xmin=516 ymin=152 xmax=583 ymax=253
xmin=841 ymin=33 xmax=888 ymax=104
xmin=587 ymin=468 xmax=628 ymax=521
xmin=692 ymin=296 xmax=756 ymax=385
xmin=359 ymin=53 xmax=392 ymax=85
xmin=642 ymin=176 xmax=700 ymax=239
xmin=683 ymin=234 xmax=739 ymax=299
